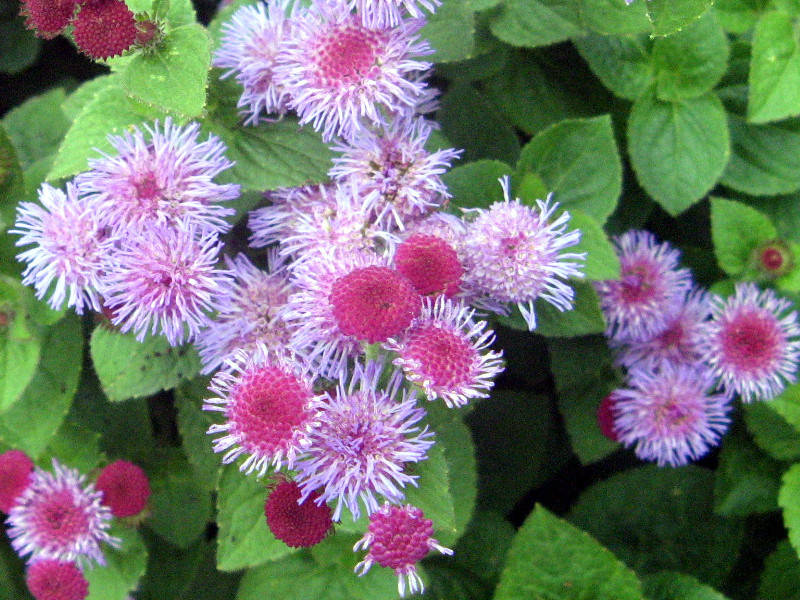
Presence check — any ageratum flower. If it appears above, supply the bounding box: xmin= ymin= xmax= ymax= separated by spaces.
xmin=75 ymin=119 xmax=239 ymax=235
xmin=349 ymin=0 xmax=441 ymax=27
xmin=273 ymin=3 xmax=431 ymax=141
xmin=294 ymin=361 xmax=434 ymax=521
xmin=393 ymin=233 xmax=464 ymax=299
xmin=461 ymin=177 xmax=586 ymax=330
xmin=0 ymin=450 xmax=34 ymax=513
xmin=698 ymin=283 xmax=800 ymax=402
xmin=25 ymin=559 xmax=89 ymax=600
xmin=6 ymin=460 xmax=118 ymax=567
xmin=13 ymin=183 xmax=116 ymax=315
xmin=264 ymin=479 xmax=332 ymax=548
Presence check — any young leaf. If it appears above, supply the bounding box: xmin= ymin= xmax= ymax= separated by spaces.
xmin=494 ymin=505 xmax=645 ymax=600
xmin=709 ymin=197 xmax=778 ymax=276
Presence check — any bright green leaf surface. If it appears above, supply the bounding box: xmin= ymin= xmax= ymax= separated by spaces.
xmin=442 ymin=159 xmax=512 ymax=210
xmin=516 ymin=115 xmax=622 ymax=223
xmin=574 ymin=34 xmax=653 ymax=101
xmin=529 ymin=280 xmax=605 ymax=337
xmin=779 ymin=463 xmax=800 ymax=560
xmin=714 ymin=0 xmax=767 ymax=33
xmin=86 ymin=526 xmax=148 ymax=600
xmin=2 ymin=88 xmax=70 ymax=169
xmin=568 ymin=210 xmax=621 ymax=280
xmin=749 ymin=11 xmax=800 ymax=123
xmin=41 ymin=419 xmax=102 ymax=473
xmin=643 ymin=572 xmax=729 ymax=600
xmin=628 ymin=89 xmax=729 ymax=215
xmin=90 ymin=326 xmax=201 ymax=402
xmin=744 ymin=401 xmax=800 ymax=461
xmin=646 ymin=0 xmax=714 ymax=36
xmin=0 ymin=277 xmax=41 ymax=412
xmin=495 ymin=505 xmax=644 ymax=600
xmin=420 ymin=0 xmax=475 ymax=63
xmin=574 ymin=0 xmax=651 ymax=35
xmin=710 ymin=197 xmax=778 ymax=276
xmin=490 ymin=0 xmax=581 ymax=48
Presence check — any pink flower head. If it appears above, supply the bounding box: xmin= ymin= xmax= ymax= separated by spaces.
xmin=698 ymin=283 xmax=800 ymax=402
xmin=612 ymin=363 xmax=732 ymax=467
xmin=386 ymin=297 xmax=504 ymax=407
xmin=594 ymin=230 xmax=692 ymax=342
xmin=613 ymin=287 xmax=712 ymax=370
xmin=19 ymin=0 xmax=79 ymax=38
xmin=95 ymin=460 xmax=151 ymax=518
xmin=0 ymin=449 xmax=34 ymax=513
xmin=195 ymin=252 xmax=297 ymax=375
xmin=597 ymin=394 xmax=619 ymax=442
xmin=354 ymin=503 xmax=452 ymax=597
xmin=294 ymin=361 xmax=434 ymax=521
xmin=394 ymin=233 xmax=463 ymax=298
xmin=462 ymin=178 xmax=586 ymax=330
xmin=329 ymin=117 xmax=460 ymax=230
xmin=25 ymin=559 xmax=89 ymax=600
xmin=273 ymin=3 xmax=432 ymax=141
xmin=330 ymin=265 xmax=422 ymax=344
xmin=100 ymin=224 xmax=232 ymax=346
xmin=13 ymin=183 xmax=116 ymax=315
xmin=203 ymin=346 xmax=316 ymax=475
xmin=264 ymin=479 xmax=332 ymax=548
xmin=6 ymin=460 xmax=118 ymax=567
xmin=214 ymin=0 xmax=297 ymax=123
xmin=75 ymin=119 xmax=239 ymax=235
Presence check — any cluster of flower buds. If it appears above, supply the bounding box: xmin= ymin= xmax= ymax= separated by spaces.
xmin=0 ymin=451 xmax=150 ymax=600
xmin=594 ymin=230 xmax=800 ymax=467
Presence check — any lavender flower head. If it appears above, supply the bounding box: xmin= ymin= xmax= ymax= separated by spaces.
xmin=349 ymin=0 xmax=441 ymax=27
xmin=272 ymin=2 xmax=432 ymax=141
xmin=12 ymin=182 xmax=115 ymax=315
xmin=329 ymin=117 xmax=461 ymax=230
xmin=6 ymin=460 xmax=118 ymax=567
xmin=75 ymin=118 xmax=239 ymax=235
xmin=100 ymin=224 xmax=232 ymax=346
xmin=248 ymin=183 xmax=336 ymax=250
xmin=612 ymin=362 xmax=732 ymax=467
xmin=461 ymin=177 xmax=586 ymax=330
xmin=294 ymin=360 xmax=434 ymax=521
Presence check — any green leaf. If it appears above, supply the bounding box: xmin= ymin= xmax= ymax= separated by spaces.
xmin=146 ymin=450 xmax=213 ymax=549
xmin=0 ymin=15 xmax=40 ymax=75
xmin=61 ymin=75 xmax=115 ymax=121
xmin=573 ymin=0 xmax=651 ymax=35
xmin=2 ymin=88 xmax=70 ymax=169
xmin=779 ymin=462 xmax=800 ymax=559
xmin=215 ymin=466 xmax=295 ymax=571
xmin=85 ymin=526 xmax=148 ymax=600
xmin=646 ymin=0 xmax=714 ymax=36
xmin=90 ymin=326 xmax=201 ymax=402
xmin=710 ymin=197 xmax=778 ymax=276
xmin=628 ymin=89 xmax=729 ymax=215
xmin=0 ymin=313 xmax=82 ymax=458
xmin=438 ymin=82 xmax=521 ymax=164
xmin=744 ymin=401 xmax=800 ymax=461
xmin=748 ymin=11 xmax=800 ymax=123
xmin=176 ymin=383 xmax=221 ymax=490
xmin=420 ymin=0 xmax=475 ymax=63
xmin=442 ymin=159 xmax=512 ymax=210
xmin=651 ymin=13 xmax=730 ymax=101
xmin=759 ymin=539 xmax=800 ymax=600
xmin=721 ymin=114 xmax=800 ymax=196
xmin=568 ymin=466 xmax=745 ymax=587
xmin=489 ymin=0 xmax=581 ymax=48
xmin=494 ymin=505 xmax=644 ymax=600
xmin=0 ymin=277 xmax=41 ymax=412
xmin=574 ymin=33 xmax=653 ymax=101
xmin=42 ymin=420 xmax=103 ymax=473
xmin=714 ymin=0 xmax=767 ymax=33
xmin=568 ymin=211 xmax=621 ymax=280
xmin=0 ymin=536 xmax=29 ymax=600
xmin=643 ymin=572 xmax=729 ymax=600
xmin=48 ymin=82 xmax=159 ymax=182
xmin=122 ymin=24 xmax=211 ymax=118
xmin=137 ymin=533 xmax=206 ymax=600
xmin=516 ymin=115 xmax=622 ymax=223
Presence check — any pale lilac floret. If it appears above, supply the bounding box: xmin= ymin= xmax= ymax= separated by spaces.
xmin=195 ymin=251 xmax=297 ymax=374
xmin=6 ymin=460 xmax=118 ymax=567
xmin=385 ymin=297 xmax=504 ymax=408
xmin=329 ymin=117 xmax=461 ymax=230
xmin=74 ymin=119 xmax=239 ymax=235
xmin=214 ymin=0 xmax=297 ymax=124
xmin=461 ymin=177 xmax=586 ymax=331
xmin=248 ymin=183 xmax=336 ymax=249
xmin=101 ymin=225 xmax=232 ymax=346
xmin=594 ymin=230 xmax=692 ymax=342
xmin=698 ymin=283 xmax=800 ymax=402
xmin=203 ymin=346 xmax=316 ymax=475
xmin=612 ymin=363 xmax=732 ymax=467
xmin=613 ymin=287 xmax=712 ymax=371
xmin=406 ymin=211 xmax=467 ymax=253
xmin=294 ymin=361 xmax=434 ymax=521
xmin=272 ymin=3 xmax=432 ymax=141
xmin=350 ymin=0 xmax=441 ymax=28
xmin=12 ymin=183 xmax=115 ymax=315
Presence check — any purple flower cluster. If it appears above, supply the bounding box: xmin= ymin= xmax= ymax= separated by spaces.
xmin=595 ymin=230 xmax=800 ymax=467
xmin=13 ymin=119 xmax=239 ymax=346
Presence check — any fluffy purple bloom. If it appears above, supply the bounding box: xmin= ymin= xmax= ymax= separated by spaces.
xmin=195 ymin=252 xmax=297 ymax=374
xmin=6 ymin=460 xmax=118 ymax=567
xmin=248 ymin=183 xmax=336 ymax=250
xmin=461 ymin=178 xmax=586 ymax=330
xmin=612 ymin=363 xmax=732 ymax=467
xmin=594 ymin=230 xmax=692 ymax=342
xmin=698 ymin=283 xmax=800 ymax=402
xmin=74 ymin=119 xmax=239 ymax=235
xmin=272 ymin=3 xmax=432 ymax=141
xmin=12 ymin=183 xmax=115 ymax=315
xmin=329 ymin=117 xmax=461 ymax=230
xmin=101 ymin=225 xmax=232 ymax=346
xmin=294 ymin=361 xmax=434 ymax=521
xmin=214 ymin=0 xmax=296 ymax=124
xmin=349 ymin=0 xmax=441 ymax=27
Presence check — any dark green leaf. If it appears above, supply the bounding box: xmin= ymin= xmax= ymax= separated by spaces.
xmin=574 ymin=33 xmax=653 ymax=101
xmin=0 ymin=15 xmax=39 ymax=75
xmin=779 ymin=462 xmax=800 ymax=559
xmin=489 ymin=0 xmax=581 ymax=48
xmin=759 ymin=539 xmax=800 ymax=600
xmin=176 ymin=382 xmax=221 ymax=490
xmin=643 ymin=572 xmax=729 ymax=600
